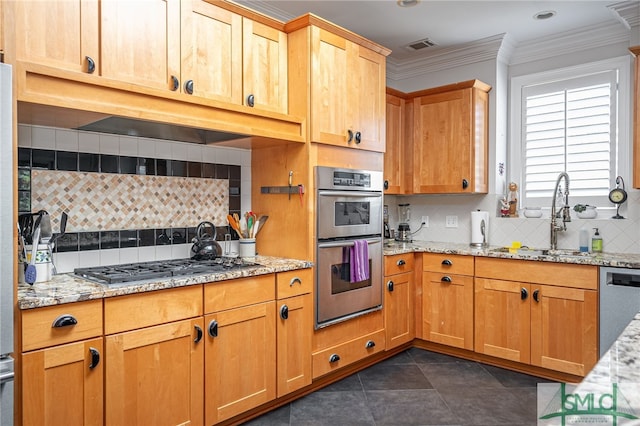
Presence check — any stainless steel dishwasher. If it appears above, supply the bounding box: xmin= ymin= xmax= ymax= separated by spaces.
xmin=599 ymin=266 xmax=640 ymax=357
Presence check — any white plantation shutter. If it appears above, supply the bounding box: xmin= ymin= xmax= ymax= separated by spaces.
xmin=521 ymin=70 xmax=617 ymax=207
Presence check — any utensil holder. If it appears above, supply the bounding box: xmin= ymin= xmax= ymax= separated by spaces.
xmin=22 ymin=244 xmax=52 ymax=283
xmin=239 ymin=238 xmax=256 ymax=258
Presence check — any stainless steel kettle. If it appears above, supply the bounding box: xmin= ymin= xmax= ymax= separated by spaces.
xmin=190 ymin=221 xmax=222 ymax=260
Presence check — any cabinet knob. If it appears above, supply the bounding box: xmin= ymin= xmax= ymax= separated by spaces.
xmin=85 ymin=56 xmax=95 ymax=74
xmin=387 ymin=280 xmax=394 ymax=292
xmin=384 ymin=180 xmax=389 ymax=190
xmin=246 ymin=94 xmax=255 ymax=107
xmin=184 ymin=79 xmax=194 ymax=95
xmin=396 ymin=259 xmax=406 ymax=266
xmin=194 ymin=324 xmax=203 ymax=343
xmin=208 ymin=320 xmax=219 ymax=338
xmin=170 ymin=75 xmax=179 ymax=91
xmin=355 ymin=131 xmax=362 ymax=144
xmin=289 ymin=277 xmax=302 ymax=287
xmin=347 ymin=129 xmax=354 ymax=143
xmin=533 ymin=289 xmax=540 ymax=303
xmin=462 ymin=179 xmax=469 ymax=189
xmin=365 ymin=340 xmax=376 ymax=349
xmin=52 ymin=314 xmax=78 ymax=328
xmin=88 ymin=347 xmax=100 ymax=369
xmin=441 ymin=259 xmax=453 ymax=266
xmin=329 ymin=353 xmax=340 ymax=363
xmin=441 ymin=276 xmax=452 ymax=283
xmin=521 ymin=287 xmax=528 ymax=300
xmin=280 ymin=304 xmax=289 ymax=320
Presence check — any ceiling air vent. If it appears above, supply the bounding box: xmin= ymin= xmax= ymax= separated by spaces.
xmin=405 ymin=38 xmax=436 ymax=51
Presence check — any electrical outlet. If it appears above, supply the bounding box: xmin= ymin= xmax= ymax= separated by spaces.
xmin=445 ymin=215 xmax=458 ymax=228
xmin=421 ymin=216 xmax=429 ymax=227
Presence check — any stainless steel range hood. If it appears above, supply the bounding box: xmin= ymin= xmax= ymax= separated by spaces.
xmin=76 ymin=116 xmax=248 ymax=144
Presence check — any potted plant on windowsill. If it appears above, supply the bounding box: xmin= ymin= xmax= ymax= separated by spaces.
xmin=573 ymin=204 xmax=598 ymax=219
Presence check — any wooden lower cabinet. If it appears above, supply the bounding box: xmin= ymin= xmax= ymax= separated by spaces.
xmin=474 ymin=258 xmax=598 ymax=376
xmin=204 ymin=301 xmax=276 ymax=424
xmin=384 ymin=254 xmax=415 ymax=349
xmin=421 ymin=253 xmax=474 ymax=350
xmin=105 ymin=318 xmax=204 ymax=426
xmin=277 ymin=293 xmax=313 ymax=397
xmin=22 ymin=337 xmax=104 ymax=426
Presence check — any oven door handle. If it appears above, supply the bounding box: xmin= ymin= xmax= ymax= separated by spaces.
xmin=317 ymin=190 xmax=382 ymax=198
xmin=318 ymin=238 xmax=381 ymax=249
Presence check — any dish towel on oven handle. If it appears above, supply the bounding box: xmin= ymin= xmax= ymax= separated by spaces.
xmin=350 ymin=239 xmax=370 ymax=283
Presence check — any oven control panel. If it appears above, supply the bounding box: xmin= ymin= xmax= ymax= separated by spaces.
xmin=316 ymin=166 xmax=383 ymax=192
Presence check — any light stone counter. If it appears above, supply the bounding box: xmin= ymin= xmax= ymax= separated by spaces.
xmin=383 ymin=239 xmax=640 ymax=269
xmin=18 ymin=256 xmax=313 ymax=310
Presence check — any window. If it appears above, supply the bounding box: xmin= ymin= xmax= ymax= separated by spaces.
xmin=510 ymin=56 xmax=631 ymax=209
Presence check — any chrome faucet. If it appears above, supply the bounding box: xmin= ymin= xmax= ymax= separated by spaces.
xmin=550 ymin=172 xmax=571 ymax=250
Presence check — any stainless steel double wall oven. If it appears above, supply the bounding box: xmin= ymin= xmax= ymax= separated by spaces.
xmin=315 ymin=166 xmax=384 ymax=328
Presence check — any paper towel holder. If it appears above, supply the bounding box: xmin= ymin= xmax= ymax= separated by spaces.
xmin=470 ymin=212 xmax=489 ymax=248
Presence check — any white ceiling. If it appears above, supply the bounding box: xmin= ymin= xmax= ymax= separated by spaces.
xmin=237 ymin=0 xmax=639 ymax=63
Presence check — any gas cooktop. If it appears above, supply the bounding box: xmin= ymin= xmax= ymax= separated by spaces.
xmin=74 ymin=257 xmax=257 ymax=285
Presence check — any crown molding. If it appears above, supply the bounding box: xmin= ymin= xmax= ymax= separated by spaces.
xmin=608 ymin=1 xmax=640 ymax=29
xmin=386 ymin=34 xmax=506 ymax=81
xmin=509 ymin=21 xmax=632 ymax=65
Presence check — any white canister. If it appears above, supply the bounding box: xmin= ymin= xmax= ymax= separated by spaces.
xmin=23 ymin=244 xmax=52 ymax=283
xmin=239 ymin=238 xmax=256 ymax=258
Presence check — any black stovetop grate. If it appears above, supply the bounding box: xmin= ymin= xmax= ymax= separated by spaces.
xmin=74 ymin=257 xmax=256 ymax=285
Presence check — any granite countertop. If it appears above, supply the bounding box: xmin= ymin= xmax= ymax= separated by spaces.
xmin=18 ymin=256 xmax=313 ymax=310
xmin=383 ymin=240 xmax=640 ymax=269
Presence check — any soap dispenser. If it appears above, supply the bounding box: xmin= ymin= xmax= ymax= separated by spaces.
xmin=591 ymin=228 xmax=603 ymax=253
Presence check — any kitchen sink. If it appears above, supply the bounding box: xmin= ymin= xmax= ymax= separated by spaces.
xmin=488 ymin=247 xmax=592 ymax=258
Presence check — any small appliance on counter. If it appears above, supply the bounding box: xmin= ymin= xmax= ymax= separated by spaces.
xmin=396 ymin=203 xmax=411 ymax=242
xmin=383 ymin=205 xmax=391 ymax=239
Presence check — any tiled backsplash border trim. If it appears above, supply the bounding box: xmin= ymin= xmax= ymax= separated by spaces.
xmin=18 ymin=148 xmax=242 ymax=252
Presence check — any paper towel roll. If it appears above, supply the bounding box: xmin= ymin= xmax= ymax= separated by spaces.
xmin=471 ymin=211 xmax=489 ymax=247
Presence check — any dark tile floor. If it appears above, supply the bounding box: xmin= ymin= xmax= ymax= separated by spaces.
xmin=242 ymin=348 xmax=554 ymax=426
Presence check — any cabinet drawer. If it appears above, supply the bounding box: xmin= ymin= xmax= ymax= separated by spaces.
xmin=105 ymin=286 xmax=202 ymax=335
xmin=312 ymin=329 xmax=385 ymax=379
xmin=205 ymin=274 xmax=275 ymax=313
xmin=384 ymin=254 xmax=414 ymax=276
xmin=22 ymin=300 xmax=103 ymax=352
xmin=475 ymin=257 xmax=598 ymax=289
xmin=423 ymin=253 xmax=474 ymax=276
xmin=276 ymin=269 xmax=313 ymax=299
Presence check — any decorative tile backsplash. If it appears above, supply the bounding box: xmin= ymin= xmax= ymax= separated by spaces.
xmin=31 ymin=170 xmax=229 ymax=231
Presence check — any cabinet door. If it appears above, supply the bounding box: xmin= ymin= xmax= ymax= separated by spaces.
xmin=22 ymin=338 xmax=103 ymax=426
xmin=347 ymin=43 xmax=386 ymax=152
xmin=474 ymin=278 xmax=531 ymax=363
xmin=205 ymin=301 xmax=276 ymax=425
xmin=310 ymin=27 xmax=348 ymax=145
xmin=413 ymin=89 xmax=473 ymax=193
xmin=101 ymin=0 xmax=181 ymax=91
xmin=384 ymin=93 xmax=405 ymax=193
xmin=530 ymin=285 xmax=598 ymax=376
xmin=243 ymin=18 xmax=288 ymax=114
xmin=385 ymin=271 xmax=415 ymax=349
xmin=277 ymin=294 xmax=312 ymax=397
xmin=181 ymin=0 xmax=242 ymax=102
xmin=13 ymin=0 xmax=99 ymax=73
xmin=423 ymin=272 xmax=473 ymax=350
xmin=105 ymin=318 xmax=204 ymax=426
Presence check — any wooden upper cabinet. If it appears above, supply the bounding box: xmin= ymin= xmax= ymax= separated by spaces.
xmin=12 ymin=0 xmax=100 ymax=73
xmin=384 ymin=91 xmax=406 ymax=194
xmin=631 ymin=46 xmax=640 ymax=189
xmin=309 ymin=26 xmax=387 ymax=152
xmin=412 ymin=80 xmax=490 ymax=194
xmin=243 ymin=18 xmax=288 ymax=114
xmin=101 ymin=0 xmax=181 ymax=91
xmin=181 ymin=0 xmax=242 ymax=102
